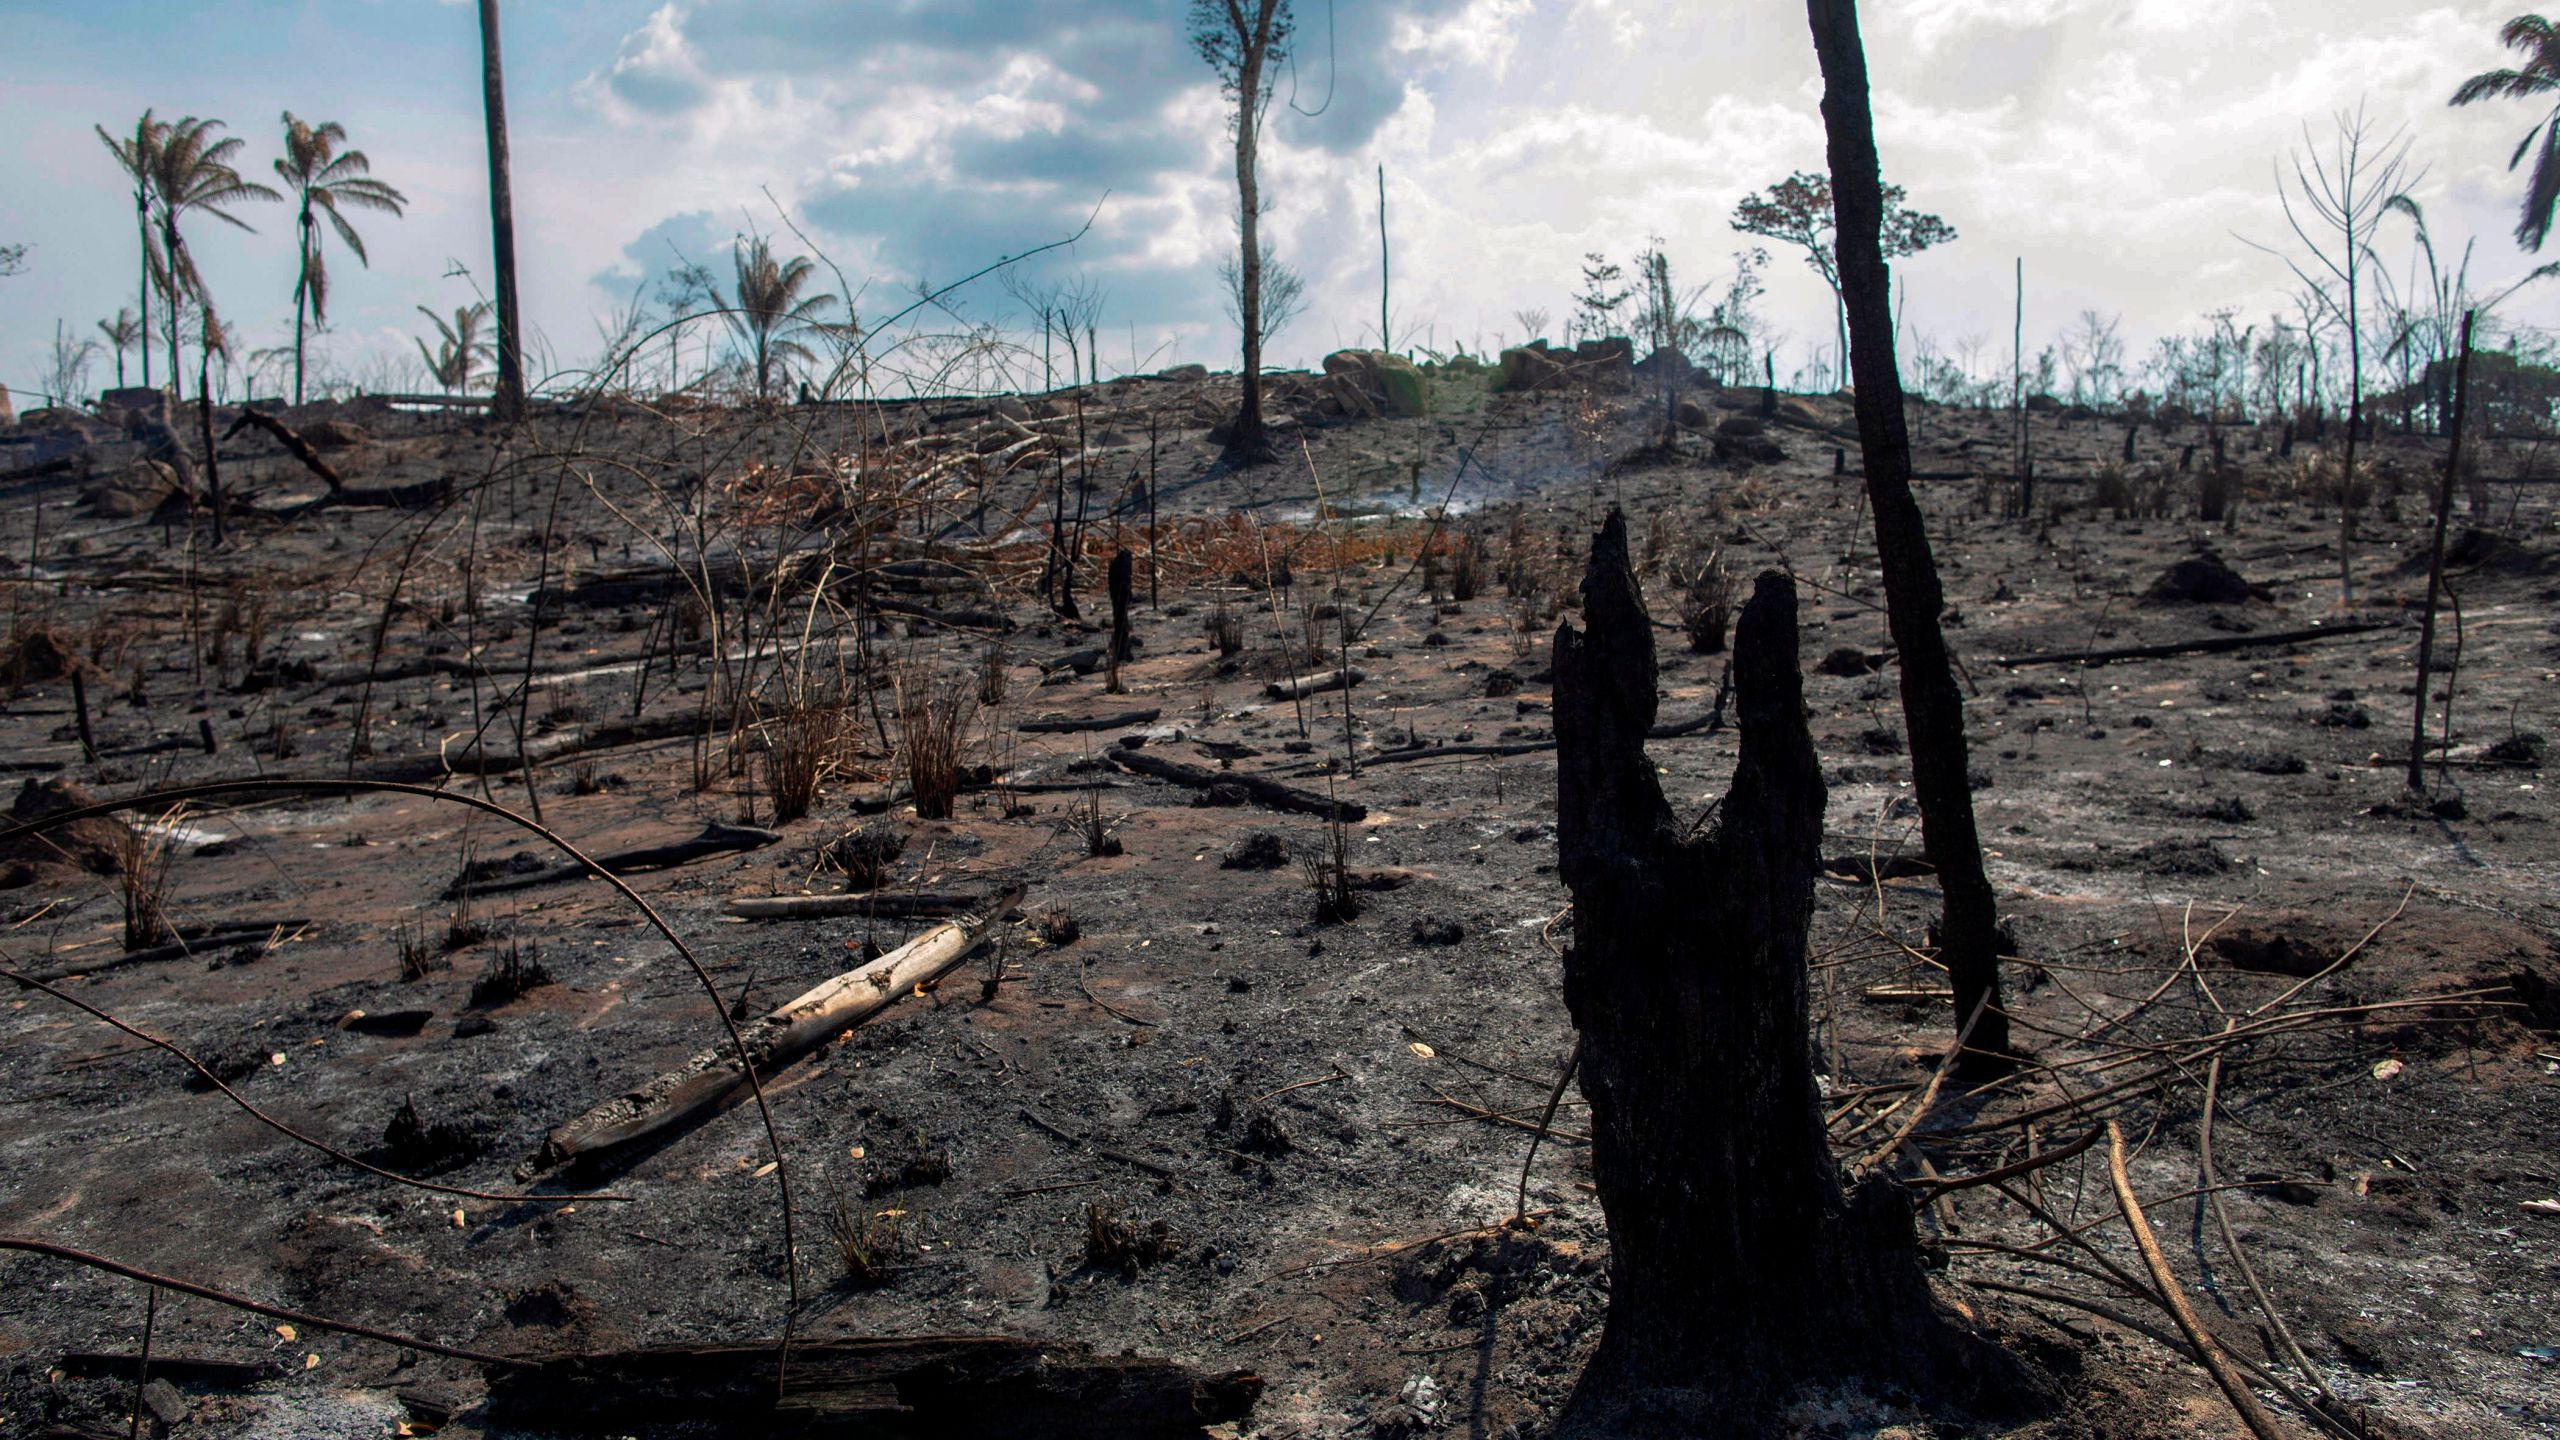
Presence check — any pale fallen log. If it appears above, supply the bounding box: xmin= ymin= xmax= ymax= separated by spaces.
xmin=725 ymin=890 xmax=994 ymax=921
xmin=1018 ymin=707 xmax=1161 ymax=734
xmin=540 ymin=885 xmax=1022 ymax=1162
xmin=1266 ymin=666 xmax=1364 ymax=700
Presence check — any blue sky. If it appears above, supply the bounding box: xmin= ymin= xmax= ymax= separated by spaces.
xmin=3 ymin=1 xmax=2556 ymax=403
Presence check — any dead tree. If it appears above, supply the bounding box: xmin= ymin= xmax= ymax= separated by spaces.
xmin=1107 ymin=547 xmax=1135 ymax=693
xmin=1811 ymin=0 xmax=2012 ymax=1069
xmin=478 ymin=0 xmax=527 ymax=423
xmin=1551 ymin=513 xmax=2028 ymax=1434
xmin=1191 ymin=0 xmax=1293 ymax=464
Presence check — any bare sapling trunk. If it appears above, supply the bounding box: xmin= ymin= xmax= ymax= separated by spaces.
xmin=1550 ymin=512 xmax=2033 ymax=1436
xmin=1810 ymin=0 xmax=2012 ymax=1070
xmin=1232 ymin=45 xmax=1268 ymax=462
xmin=2409 ymin=310 xmax=2476 ymax=792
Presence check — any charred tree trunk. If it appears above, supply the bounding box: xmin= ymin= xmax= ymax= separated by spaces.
xmin=1551 ymin=513 xmax=2020 ymax=1435
xmin=1810 ymin=0 xmax=2012 ymax=1070
xmin=1107 ymin=547 xmax=1135 ymax=694
xmin=479 ymin=0 xmax=528 ymax=424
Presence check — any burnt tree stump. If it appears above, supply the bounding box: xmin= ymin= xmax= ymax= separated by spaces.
xmin=1550 ymin=511 xmax=2034 ymax=1435
xmin=1107 ymin=547 xmax=1135 ymax=693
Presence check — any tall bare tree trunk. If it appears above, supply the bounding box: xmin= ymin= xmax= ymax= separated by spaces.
xmin=1550 ymin=513 xmax=2025 ymax=1436
xmin=1810 ymin=0 xmax=2011 ymax=1070
xmin=293 ymin=206 xmax=312 ymax=408
xmin=136 ymin=188 xmax=153 ymax=392
xmin=2409 ymin=311 xmax=2476 ymax=793
xmin=163 ymin=217 xmax=185 ymax=409
xmin=1231 ymin=20 xmax=1270 ymax=463
xmin=479 ymin=0 xmax=527 ymax=424
xmin=1377 ymin=163 xmax=1390 ymax=352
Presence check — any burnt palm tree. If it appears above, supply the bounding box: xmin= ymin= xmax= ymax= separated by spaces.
xmin=98 ymin=307 xmax=141 ymax=388
xmin=276 ymin=113 xmax=408 ymax=406
xmin=94 ymin=111 xmax=165 ymax=391
xmin=145 ymin=116 xmax=280 ymax=404
xmin=416 ymin=302 xmax=496 ymax=393
xmin=2453 ymin=15 xmax=2560 ymax=250
xmin=479 ymin=0 xmax=527 ymax=422
xmin=721 ymin=235 xmax=836 ymax=402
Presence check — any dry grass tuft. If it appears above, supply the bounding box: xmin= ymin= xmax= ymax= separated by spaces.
xmin=896 ymin=666 xmax=977 ymax=821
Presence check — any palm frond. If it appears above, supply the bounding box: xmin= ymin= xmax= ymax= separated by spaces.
xmin=2500 ymin=13 xmax=2557 ymax=48
xmin=2522 ymin=120 xmax=2560 ymax=250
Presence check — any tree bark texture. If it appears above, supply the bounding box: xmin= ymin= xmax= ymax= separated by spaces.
xmin=1550 ymin=512 xmax=2016 ymax=1435
xmin=1809 ymin=0 xmax=2011 ymax=1068
xmin=479 ymin=0 xmax=528 ymax=424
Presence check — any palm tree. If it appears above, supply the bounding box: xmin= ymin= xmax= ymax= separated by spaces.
xmin=97 ymin=308 xmax=141 ymax=388
xmin=145 ymin=116 xmax=280 ymax=406
xmin=275 ymin=113 xmax=408 ymax=407
xmin=416 ymin=302 xmax=496 ymax=393
xmin=94 ymin=111 xmax=164 ymax=391
xmin=721 ymin=236 xmax=836 ymax=401
xmin=2453 ymin=15 xmax=2560 ymax=250
xmin=479 ymin=0 xmax=528 ymax=422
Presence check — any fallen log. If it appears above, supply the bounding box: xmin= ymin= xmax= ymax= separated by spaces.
xmin=56 ymin=1352 xmax=283 ymax=1387
xmin=540 ymin=886 xmax=1021 ymax=1162
xmin=297 ymin=476 xmax=454 ymax=512
xmin=1995 ymin=619 xmax=2398 ymax=669
xmin=221 ymin=407 xmax=342 ymax=491
xmin=481 ymin=1336 xmax=1261 ymax=1437
xmin=866 ymin=592 xmax=1013 ymax=633
xmin=1103 ymin=745 xmax=1365 ymax=821
xmin=1342 ymin=710 xmax=1722 ymax=770
xmin=361 ymin=709 xmax=702 ymax=784
xmin=1038 ymin=648 xmax=1108 ymax=684
xmin=1266 ymin=666 xmax=1364 ymax=700
xmin=725 ymin=890 xmax=994 ymax=921
xmin=25 ymin=919 xmax=301 ymax=983
xmin=1018 ymin=708 xmax=1161 ymax=734
xmin=446 ymin=822 xmax=779 ymax=899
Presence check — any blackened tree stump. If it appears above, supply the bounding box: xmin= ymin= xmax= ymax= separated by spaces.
xmin=1549 ymin=511 xmax=2037 ymax=1436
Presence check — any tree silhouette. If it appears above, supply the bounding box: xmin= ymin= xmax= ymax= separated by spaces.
xmin=143 ymin=115 xmax=280 ymax=408
xmin=276 ymin=113 xmax=408 ymax=406
xmin=723 ymin=236 xmax=837 ymax=403
xmin=98 ymin=308 xmax=140 ymax=388
xmin=94 ymin=111 xmax=164 ymax=390
xmin=1811 ymin=4 xmax=2012 ymax=1071
xmin=1731 ymin=169 xmax=1954 ymax=388
xmin=479 ymin=0 xmax=528 ymax=422
xmin=416 ymin=302 xmax=496 ymax=393
xmin=1190 ymin=0 xmax=1294 ymax=464
xmin=2451 ymin=14 xmax=2560 ymax=250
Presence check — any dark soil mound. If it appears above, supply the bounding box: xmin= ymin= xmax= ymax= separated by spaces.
xmin=2397 ymin=528 xmax=2549 ymax=577
xmin=3 ymin=777 xmax=130 ymax=876
xmin=2141 ymin=553 xmax=2268 ymax=605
